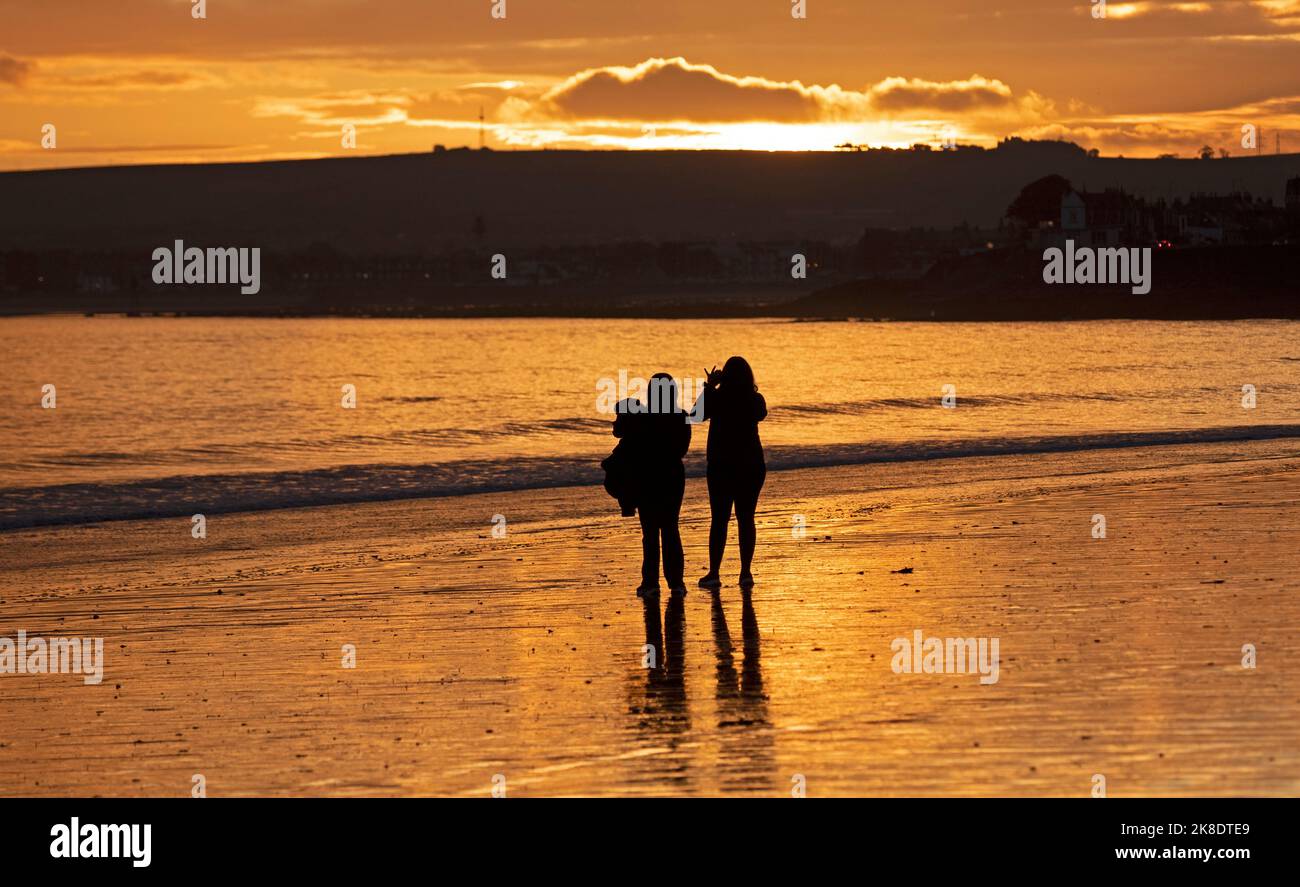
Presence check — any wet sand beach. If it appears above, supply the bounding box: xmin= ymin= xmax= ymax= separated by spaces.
xmin=1 ymin=438 xmax=1297 ymax=797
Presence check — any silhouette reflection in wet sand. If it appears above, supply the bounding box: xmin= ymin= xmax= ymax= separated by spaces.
xmin=627 ymin=588 xmax=774 ymax=794
xmin=711 ymin=589 xmax=775 ymax=792
xmin=628 ymin=590 xmax=692 ymax=789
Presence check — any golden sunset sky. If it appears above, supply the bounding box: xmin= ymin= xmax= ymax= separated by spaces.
xmin=2 ymin=0 xmax=1298 ymax=169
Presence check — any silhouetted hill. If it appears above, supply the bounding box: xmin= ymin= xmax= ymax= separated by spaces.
xmin=3 ymin=144 xmax=1299 ymax=253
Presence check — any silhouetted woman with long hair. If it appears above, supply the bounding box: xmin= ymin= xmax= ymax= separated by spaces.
xmin=693 ymin=356 xmax=766 ymax=590
xmin=613 ymin=373 xmax=691 ymax=598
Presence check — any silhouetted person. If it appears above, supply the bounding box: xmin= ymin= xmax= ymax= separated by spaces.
xmin=614 ymin=374 xmax=691 ymax=597
xmin=693 ymin=357 xmax=766 ymax=590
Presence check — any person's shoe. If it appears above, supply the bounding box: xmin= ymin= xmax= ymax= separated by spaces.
xmin=738 ymin=571 xmax=755 ymax=589
xmin=698 ymin=573 xmax=721 ymax=589
xmin=668 ymin=582 xmax=687 ymax=596
xmin=636 ymin=583 xmax=660 ymax=599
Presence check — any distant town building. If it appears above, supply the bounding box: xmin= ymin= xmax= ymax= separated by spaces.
xmin=1031 ymin=183 xmax=1291 ymax=249
xmin=1042 ymin=189 xmax=1137 ymax=248
xmin=1060 ymin=192 xmax=1085 ymax=232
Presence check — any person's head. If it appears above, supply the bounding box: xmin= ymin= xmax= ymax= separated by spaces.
xmin=722 ymin=356 xmax=756 ymax=392
xmin=647 ymin=372 xmax=679 ymax=414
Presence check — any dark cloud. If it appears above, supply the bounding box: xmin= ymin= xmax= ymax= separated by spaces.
xmin=55 ymin=70 xmax=207 ymax=88
xmin=868 ymin=76 xmax=1014 ymax=112
xmin=0 ymin=53 xmax=34 ymax=85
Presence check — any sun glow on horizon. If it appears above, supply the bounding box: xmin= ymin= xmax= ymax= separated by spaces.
xmin=485 ymin=120 xmax=968 ymax=153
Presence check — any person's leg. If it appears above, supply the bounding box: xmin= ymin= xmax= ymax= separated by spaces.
xmin=702 ymin=471 xmax=733 ymax=585
xmin=638 ymin=507 xmax=661 ymax=592
xmin=661 ymin=479 xmax=685 ymax=588
xmin=735 ymin=468 xmax=765 ymax=582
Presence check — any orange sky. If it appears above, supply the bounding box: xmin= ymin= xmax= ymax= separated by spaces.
xmin=2 ymin=0 xmax=1299 ymax=169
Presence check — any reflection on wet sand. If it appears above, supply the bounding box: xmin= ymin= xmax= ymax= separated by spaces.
xmin=626 ymin=589 xmax=775 ymax=794
xmin=712 ymin=590 xmax=775 ymax=793
xmin=628 ymin=592 xmax=692 ymax=790
xmin=3 ymin=442 xmax=1296 ymax=797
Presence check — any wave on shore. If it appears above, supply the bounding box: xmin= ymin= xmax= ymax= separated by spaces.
xmin=2 ymin=424 xmax=1297 ymax=531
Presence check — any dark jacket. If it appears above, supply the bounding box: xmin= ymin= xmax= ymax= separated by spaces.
xmin=694 ymin=385 xmax=767 ymax=473
xmin=604 ymin=398 xmax=691 ymax=515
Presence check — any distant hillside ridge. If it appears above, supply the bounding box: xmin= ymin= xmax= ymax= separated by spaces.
xmin=3 ymin=142 xmax=1299 ymax=253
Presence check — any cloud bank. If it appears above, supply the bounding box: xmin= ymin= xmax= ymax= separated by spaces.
xmin=508 ymin=57 xmax=1024 ymax=125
